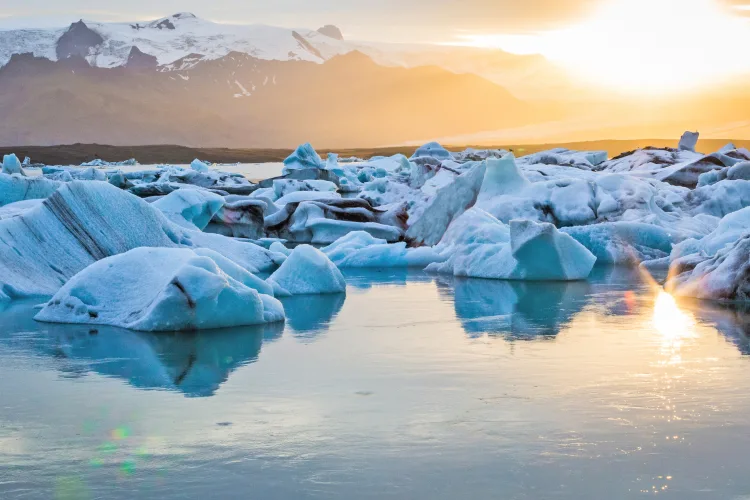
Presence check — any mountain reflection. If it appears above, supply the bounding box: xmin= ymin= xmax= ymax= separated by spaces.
xmin=0 ymin=302 xmax=284 ymax=397
xmin=436 ymin=276 xmax=592 ymax=340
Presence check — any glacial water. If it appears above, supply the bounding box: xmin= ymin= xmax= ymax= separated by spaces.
xmin=1 ymin=267 xmax=750 ymax=499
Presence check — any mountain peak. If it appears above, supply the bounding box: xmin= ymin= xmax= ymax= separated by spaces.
xmin=317 ymin=25 xmax=344 ymax=41
xmin=172 ymin=12 xmax=197 ymax=20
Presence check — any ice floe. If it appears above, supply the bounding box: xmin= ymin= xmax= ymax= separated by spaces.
xmin=4 ymin=131 xmax=750 ymax=320
xmin=35 ymin=247 xmax=284 ymax=331
xmin=267 ymin=245 xmax=346 ymax=295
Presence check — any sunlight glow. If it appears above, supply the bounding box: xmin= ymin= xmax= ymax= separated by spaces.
xmin=653 ymin=292 xmax=696 ymax=342
xmin=461 ymin=0 xmax=750 ymax=94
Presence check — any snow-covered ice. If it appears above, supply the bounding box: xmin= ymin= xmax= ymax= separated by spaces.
xmin=0 ymin=181 xmax=279 ymax=301
xmin=427 ymin=209 xmax=596 ymax=281
xmin=322 ymin=231 xmax=443 ymax=268
xmin=35 ymin=247 xmax=284 ymax=331
xmin=267 ymin=245 xmax=346 ymax=295
xmin=2 ymin=154 xmax=26 ymax=176
xmin=5 ymin=130 xmax=750 ymax=313
xmin=282 ymin=143 xmax=325 ymax=175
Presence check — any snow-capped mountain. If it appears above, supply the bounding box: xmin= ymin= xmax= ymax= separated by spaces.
xmin=0 ymin=12 xmax=574 ymax=100
xmin=0 ymin=13 xmax=354 ymax=69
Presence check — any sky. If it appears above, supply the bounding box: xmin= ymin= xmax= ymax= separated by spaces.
xmin=2 ymin=0 xmax=750 ymax=93
xmin=1 ymin=0 xmax=744 ymax=40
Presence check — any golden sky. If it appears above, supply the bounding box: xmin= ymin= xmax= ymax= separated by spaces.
xmin=455 ymin=0 xmax=750 ymax=93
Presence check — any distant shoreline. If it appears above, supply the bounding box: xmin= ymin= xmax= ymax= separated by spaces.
xmin=1 ymin=139 xmax=746 ymax=165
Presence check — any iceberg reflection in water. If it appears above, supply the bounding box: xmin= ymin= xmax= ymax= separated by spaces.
xmin=0 ymin=302 xmax=284 ymax=397
xmin=437 ymin=276 xmax=591 ymax=339
xmin=280 ymin=294 xmax=346 ymax=340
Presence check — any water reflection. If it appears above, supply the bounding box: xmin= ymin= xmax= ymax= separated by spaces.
xmin=436 ymin=276 xmax=592 ymax=340
xmin=684 ymin=300 xmax=750 ymax=355
xmin=0 ymin=302 xmax=283 ymax=397
xmin=280 ymin=294 xmax=346 ymax=340
xmin=342 ymin=268 xmax=435 ymax=290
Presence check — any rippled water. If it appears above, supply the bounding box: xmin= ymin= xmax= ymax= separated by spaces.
xmin=1 ymin=267 xmax=750 ymax=499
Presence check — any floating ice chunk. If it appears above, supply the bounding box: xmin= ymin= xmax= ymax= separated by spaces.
xmin=326 ymin=153 xmax=339 ymax=171
xmin=506 ymin=220 xmax=597 ymax=280
xmin=477 ymin=153 xmax=530 ymax=203
xmin=562 ymin=222 xmax=674 ymax=264
xmin=282 ymin=143 xmax=324 ymax=175
xmin=678 ymin=131 xmax=700 ymax=152
xmin=410 ymin=142 xmax=452 ymax=160
xmin=668 ymin=234 xmax=750 ymax=302
xmin=153 ymin=189 xmax=225 ymax=230
xmin=35 ymin=247 xmax=284 ymax=331
xmin=2 ymin=154 xmax=26 ymax=176
xmin=0 ymin=174 xmax=60 ymax=207
xmin=190 ymin=159 xmax=210 ymax=172
xmin=406 ymin=161 xmax=486 ymax=246
xmin=671 ymin=207 xmax=750 ymax=261
xmin=267 ymin=245 xmax=346 ymax=295
xmin=81 ymin=158 xmax=137 ymax=167
xmin=322 ymin=231 xmax=443 ymax=268
xmin=428 ymin=211 xmax=594 ymax=281
xmin=0 ymin=181 xmax=279 ymax=301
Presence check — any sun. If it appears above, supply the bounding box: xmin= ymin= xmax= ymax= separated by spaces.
xmin=461 ymin=0 xmax=750 ymax=94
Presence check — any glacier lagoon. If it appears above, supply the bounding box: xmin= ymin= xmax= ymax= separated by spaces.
xmin=2 ymin=267 xmax=750 ymax=499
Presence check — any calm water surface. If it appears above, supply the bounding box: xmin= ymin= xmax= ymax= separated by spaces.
xmin=1 ymin=267 xmax=750 ymax=499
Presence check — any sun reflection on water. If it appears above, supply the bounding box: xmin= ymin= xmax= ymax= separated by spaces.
xmin=653 ymin=292 xmax=697 ymax=344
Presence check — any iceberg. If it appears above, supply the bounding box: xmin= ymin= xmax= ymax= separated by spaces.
xmin=266 ymin=197 xmax=403 ymax=243
xmin=267 ymin=245 xmax=346 ymax=295
xmin=670 ymin=207 xmax=750 ymax=262
xmin=517 ymin=148 xmax=607 ymax=170
xmin=153 ymin=189 xmax=225 ymax=230
xmin=80 ymin=158 xmax=137 ymax=167
xmin=410 ymin=141 xmax=452 ymax=161
xmin=35 ymin=247 xmax=284 ymax=331
xmin=322 ymin=231 xmax=443 ymax=268
xmin=405 ymin=161 xmax=486 ymax=247
xmin=2 ymin=154 xmax=26 ymax=176
xmin=667 ymin=234 xmax=750 ymax=302
xmin=428 ymin=210 xmax=596 ymax=281
xmin=503 ymin=220 xmax=597 ymax=280
xmin=282 ymin=143 xmax=324 ymax=175
xmin=0 ymin=173 xmax=61 ymax=207
xmin=562 ymin=221 xmax=675 ymax=264
xmin=678 ymin=130 xmax=700 ymax=152
xmin=477 ymin=153 xmax=530 ymax=203
xmin=190 ymin=159 xmax=210 ymax=172
xmin=0 ymin=181 xmax=279 ymax=301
